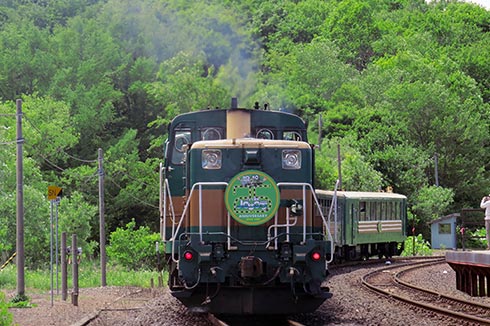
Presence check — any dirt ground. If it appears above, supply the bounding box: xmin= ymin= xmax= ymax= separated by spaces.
xmin=3 ymin=254 xmax=479 ymax=326
xmin=4 ymin=286 xmax=147 ymax=326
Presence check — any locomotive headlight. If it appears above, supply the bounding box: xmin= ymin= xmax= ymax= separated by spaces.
xmin=202 ymin=149 xmax=222 ymax=169
xmin=282 ymin=150 xmax=301 ymax=169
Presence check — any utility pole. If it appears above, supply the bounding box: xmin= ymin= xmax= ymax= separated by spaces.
xmin=16 ymin=99 xmax=25 ymax=297
xmin=434 ymin=152 xmax=439 ymax=186
xmin=318 ymin=114 xmax=322 ymax=150
xmin=337 ymin=144 xmax=342 ymax=190
xmin=98 ymin=148 xmax=106 ymax=286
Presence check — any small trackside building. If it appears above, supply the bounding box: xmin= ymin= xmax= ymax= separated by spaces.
xmin=430 ymin=213 xmax=459 ymax=250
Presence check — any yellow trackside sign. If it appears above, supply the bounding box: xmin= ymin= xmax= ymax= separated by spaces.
xmin=47 ymin=185 xmax=62 ymax=201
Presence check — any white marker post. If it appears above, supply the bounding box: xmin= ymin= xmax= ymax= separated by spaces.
xmin=48 ymin=186 xmax=62 ymax=306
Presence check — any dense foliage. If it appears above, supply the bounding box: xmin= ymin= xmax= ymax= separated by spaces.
xmin=0 ymin=291 xmax=12 ymax=326
xmin=1 ymin=0 xmax=490 ymax=267
xmin=106 ymin=219 xmax=160 ymax=270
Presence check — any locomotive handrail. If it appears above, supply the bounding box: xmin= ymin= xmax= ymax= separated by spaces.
xmin=276 ymin=182 xmax=334 ymax=263
xmin=325 ymin=179 xmax=340 ymax=264
xmin=327 ymin=180 xmax=340 ymax=248
xmin=160 ymin=163 xmax=177 ymax=242
xmin=170 ymin=181 xmax=228 ymax=263
xmin=267 ymin=208 xmax=298 ymax=246
xmin=168 ymin=180 xmax=336 ymax=264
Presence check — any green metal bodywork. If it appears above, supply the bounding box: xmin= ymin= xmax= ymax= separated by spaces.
xmin=161 ymin=107 xmax=331 ymax=314
xmin=316 ymin=190 xmax=407 ymax=258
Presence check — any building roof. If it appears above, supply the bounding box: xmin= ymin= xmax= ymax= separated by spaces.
xmin=429 ymin=213 xmax=460 ymax=225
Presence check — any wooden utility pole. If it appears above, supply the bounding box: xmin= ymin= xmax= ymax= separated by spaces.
xmin=61 ymin=232 xmax=67 ymax=301
xmin=72 ymin=234 xmax=78 ymax=306
xmin=337 ymin=144 xmax=342 ymax=190
xmin=434 ymin=152 xmax=439 ymax=186
xmin=98 ymin=148 xmax=106 ymax=286
xmin=16 ymin=99 xmax=25 ymax=297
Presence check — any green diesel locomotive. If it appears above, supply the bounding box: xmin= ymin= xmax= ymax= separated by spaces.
xmin=160 ymin=100 xmax=332 ymax=314
xmin=159 ymin=99 xmax=407 ymax=315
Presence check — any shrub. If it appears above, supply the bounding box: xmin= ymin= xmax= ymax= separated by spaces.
xmin=400 ymin=234 xmax=432 ymax=256
xmin=107 ymin=219 xmax=160 ymax=270
xmin=0 ymin=291 xmax=13 ymax=326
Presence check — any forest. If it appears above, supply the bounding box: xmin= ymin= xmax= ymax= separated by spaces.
xmin=1 ymin=0 xmax=490 ymax=267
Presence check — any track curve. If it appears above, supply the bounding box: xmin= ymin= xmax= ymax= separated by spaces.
xmin=362 ymin=258 xmax=490 ymax=325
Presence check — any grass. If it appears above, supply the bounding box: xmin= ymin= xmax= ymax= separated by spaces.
xmin=0 ymin=261 xmax=168 ymax=292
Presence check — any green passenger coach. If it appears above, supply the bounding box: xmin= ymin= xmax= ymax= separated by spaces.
xmin=315 ymin=190 xmax=407 ymax=260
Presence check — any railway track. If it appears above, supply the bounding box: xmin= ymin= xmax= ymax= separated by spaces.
xmin=74 ymin=288 xmax=307 ymax=326
xmin=362 ymin=258 xmax=490 ymax=325
xmin=207 ymin=314 xmax=306 ymax=326
xmin=71 ymin=288 xmax=155 ymax=326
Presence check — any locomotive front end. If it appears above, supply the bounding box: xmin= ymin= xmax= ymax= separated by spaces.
xmin=161 ymin=105 xmax=333 ymax=314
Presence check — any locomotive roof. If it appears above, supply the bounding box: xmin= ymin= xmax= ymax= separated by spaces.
xmin=315 ymin=189 xmax=407 ymax=200
xmin=168 ymin=108 xmax=306 ymax=128
xmin=191 ymin=138 xmax=311 ymax=149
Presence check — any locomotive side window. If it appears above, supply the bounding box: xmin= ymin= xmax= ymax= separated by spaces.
xmin=172 ymin=130 xmax=191 ymax=164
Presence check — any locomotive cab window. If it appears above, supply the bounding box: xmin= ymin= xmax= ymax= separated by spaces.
xmin=283 ymin=131 xmax=302 ymax=141
xmin=201 ymin=127 xmax=223 ymax=140
xmin=256 ymin=128 xmax=274 ymax=139
xmin=171 ymin=130 xmax=191 ymax=165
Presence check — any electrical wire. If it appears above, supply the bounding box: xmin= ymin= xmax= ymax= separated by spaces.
xmin=106 ymin=175 xmax=159 ymax=209
xmin=8 ymin=112 xmax=159 ymax=211
xmin=23 ymin=114 xmax=97 ymax=164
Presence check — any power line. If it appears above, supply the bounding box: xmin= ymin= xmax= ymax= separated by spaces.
xmin=0 ymin=141 xmax=16 ymax=145
xmin=106 ymin=175 xmax=159 ymax=209
xmin=23 ymin=114 xmax=97 ymax=164
xmin=111 ymin=170 xmax=153 ymax=188
xmin=38 ymin=153 xmax=65 ymax=172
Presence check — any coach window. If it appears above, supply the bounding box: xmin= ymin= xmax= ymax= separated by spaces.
xmin=365 ymin=202 xmax=371 ymax=221
xmin=172 ymin=130 xmax=191 ymax=165
xmin=395 ymin=202 xmax=400 ymax=219
xmin=359 ymin=202 xmax=366 ymax=221
xmin=388 ymin=202 xmax=394 ymax=220
xmin=370 ymin=202 xmax=376 ymax=220
xmin=376 ymin=202 xmax=381 ymax=220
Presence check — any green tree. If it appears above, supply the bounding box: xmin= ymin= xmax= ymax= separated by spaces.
xmin=107 ymin=219 xmax=159 ymax=270
xmin=58 ymin=192 xmax=97 ymax=258
xmin=411 ymin=185 xmax=454 ymax=240
xmin=315 ymin=137 xmax=383 ymax=192
xmin=49 ymin=16 xmax=125 ymax=158
xmin=322 ymin=0 xmax=381 ymax=70
xmin=104 ymin=129 xmax=159 ymax=231
xmin=0 ymin=19 xmax=55 ymax=100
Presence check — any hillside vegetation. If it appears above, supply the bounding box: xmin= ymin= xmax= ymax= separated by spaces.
xmin=1 ymin=0 xmax=490 ymax=266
